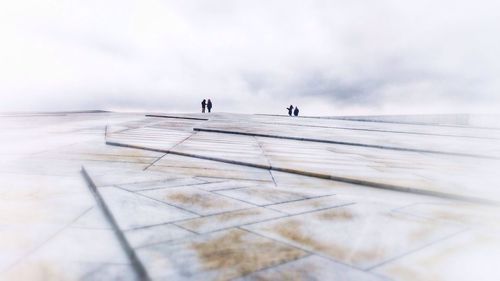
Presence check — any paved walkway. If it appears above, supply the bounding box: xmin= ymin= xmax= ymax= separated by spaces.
xmin=1 ymin=112 xmax=500 ymax=280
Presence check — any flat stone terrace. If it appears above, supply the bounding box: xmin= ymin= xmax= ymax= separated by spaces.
xmin=1 ymin=112 xmax=500 ymax=281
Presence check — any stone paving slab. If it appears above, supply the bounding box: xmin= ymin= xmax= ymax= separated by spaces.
xmin=70 ymin=206 xmax=113 ymax=230
xmin=118 ymin=177 xmax=207 ymax=192
xmin=266 ymin=195 xmax=355 ymax=215
xmin=106 ymin=117 xmax=500 ymax=203
xmin=125 ymin=224 xmax=195 ymax=248
xmin=249 ymin=114 xmax=500 ymax=139
xmin=139 ymin=186 xmax=255 ymax=216
xmin=82 ymin=164 xmax=176 ymax=188
xmin=237 ymin=255 xmax=389 ymax=281
xmin=196 ymin=118 xmax=500 ymax=158
xmin=193 ymin=180 xmax=259 ymax=191
xmin=243 ymin=203 xmax=465 ymax=269
xmin=98 ymin=186 xmax=197 ymax=229
xmin=393 ymin=202 xmax=500 ymax=229
xmin=373 ymin=230 xmax=500 ymax=281
xmin=136 ymin=228 xmax=308 ymax=280
xmin=215 ymin=186 xmax=316 ymax=206
xmin=149 ymin=158 xmax=272 ymax=182
xmin=176 ymin=207 xmax=284 ymax=234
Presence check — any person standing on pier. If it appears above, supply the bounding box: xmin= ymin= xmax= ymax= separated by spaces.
xmin=207 ymin=99 xmax=213 ymax=113
xmin=294 ymin=106 xmax=299 ymax=117
xmin=201 ymin=99 xmax=206 ymax=113
xmin=286 ymin=105 xmax=294 ymax=116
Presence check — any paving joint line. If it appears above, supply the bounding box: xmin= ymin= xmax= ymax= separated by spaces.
xmin=95 ymin=177 xmax=184 ymax=189
xmin=1 ymin=206 xmax=93 ymax=274
xmin=193 ymin=127 xmax=497 ymax=159
xmin=253 ymin=121 xmax=500 ymax=140
xmin=254 ymin=135 xmax=278 ymax=187
xmin=124 ymin=179 xmax=215 ymax=192
xmin=126 ymin=206 xmax=260 ymax=232
xmin=184 ymin=202 xmax=357 ymax=238
xmin=254 ymin=113 xmax=500 ymax=131
xmin=169 ymin=223 xmax=200 ymax=235
xmin=207 ymin=189 xmax=262 ymax=207
xmin=197 ymin=185 xmax=256 ymax=192
xmin=81 ymin=166 xmax=151 ymax=281
xmin=269 ymin=170 xmax=278 ymax=187
xmin=130 ymin=203 xmax=357 ymax=250
xmin=238 ymin=226 xmax=377 ymax=276
xmin=366 ymin=228 xmax=471 ymax=271
xmin=105 ymin=141 xmax=499 ymax=206
xmin=192 ymin=177 xmax=227 ymax=184
xmin=262 ymin=194 xmax=337 ymax=208
xmin=143 ymin=152 xmax=168 ymax=171
xmin=113 ymin=185 xmax=201 ymax=217
xmin=237 ymin=252 xmax=314 ymax=279
xmin=390 ymin=208 xmax=476 ymax=228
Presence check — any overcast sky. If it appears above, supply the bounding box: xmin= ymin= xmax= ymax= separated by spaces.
xmin=1 ymin=0 xmax=499 ymax=115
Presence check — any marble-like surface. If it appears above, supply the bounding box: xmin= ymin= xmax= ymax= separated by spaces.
xmin=107 ymin=114 xmax=500 ymax=203
xmin=138 ymin=186 xmax=254 ymax=216
xmin=0 ymin=112 xmax=142 ymax=280
xmin=136 ymin=228 xmax=308 ymax=280
xmin=2 ymin=112 xmax=500 ymax=281
xmin=243 ymin=203 xmax=465 ymax=269
xmin=176 ymin=207 xmax=284 ymax=234
xmin=373 ymin=230 xmax=500 ymax=281
xmin=197 ymin=117 xmax=500 ymax=157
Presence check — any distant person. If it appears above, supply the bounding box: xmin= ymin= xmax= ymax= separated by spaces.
xmin=286 ymin=105 xmax=294 ymax=116
xmin=294 ymin=106 xmax=299 ymax=117
xmin=201 ymin=99 xmax=206 ymax=113
xmin=207 ymin=99 xmax=213 ymax=113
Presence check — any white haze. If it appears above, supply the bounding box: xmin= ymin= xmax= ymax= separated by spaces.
xmin=1 ymin=0 xmax=499 ymax=115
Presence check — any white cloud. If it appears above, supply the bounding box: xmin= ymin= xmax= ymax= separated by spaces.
xmin=1 ymin=0 xmax=499 ymax=115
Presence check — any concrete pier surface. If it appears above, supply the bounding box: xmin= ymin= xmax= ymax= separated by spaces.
xmin=1 ymin=112 xmax=500 ymax=281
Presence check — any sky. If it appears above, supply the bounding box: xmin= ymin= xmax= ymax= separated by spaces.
xmin=1 ymin=0 xmax=499 ymax=115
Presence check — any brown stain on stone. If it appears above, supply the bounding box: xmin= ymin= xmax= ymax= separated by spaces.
xmin=215 ymin=208 xmax=262 ymax=222
xmin=191 ymin=229 xmax=305 ymax=281
xmin=273 ymin=219 xmax=385 ymax=266
xmin=315 ymin=208 xmax=355 ymax=221
xmin=241 ymin=187 xmax=304 ymax=202
xmin=72 ymin=147 xmax=157 ymax=163
xmin=408 ymin=223 xmax=439 ymax=242
xmin=433 ymin=210 xmax=464 ymax=222
xmin=180 ymin=209 xmax=263 ymax=232
xmin=310 ymin=200 xmax=326 ymax=208
xmin=150 ymin=165 xmax=263 ymax=181
xmin=274 ymin=220 xmax=324 ymax=250
xmin=167 ymin=192 xmax=220 ymax=209
xmin=180 ymin=218 xmax=205 ymax=230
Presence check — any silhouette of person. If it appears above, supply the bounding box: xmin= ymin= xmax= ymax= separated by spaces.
xmin=286 ymin=105 xmax=294 ymax=116
xmin=201 ymin=99 xmax=206 ymax=113
xmin=207 ymin=99 xmax=213 ymax=113
xmin=294 ymin=106 xmax=299 ymax=117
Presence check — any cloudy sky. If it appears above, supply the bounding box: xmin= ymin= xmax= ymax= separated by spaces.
xmin=1 ymin=0 xmax=499 ymax=115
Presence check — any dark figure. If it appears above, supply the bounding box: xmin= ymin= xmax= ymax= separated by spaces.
xmin=201 ymin=99 xmax=206 ymax=113
xmin=207 ymin=99 xmax=213 ymax=113
xmin=294 ymin=106 xmax=299 ymax=117
xmin=286 ymin=105 xmax=294 ymax=116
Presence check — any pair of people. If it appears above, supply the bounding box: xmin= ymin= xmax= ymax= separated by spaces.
xmin=286 ymin=105 xmax=299 ymax=117
xmin=201 ymin=99 xmax=213 ymax=113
